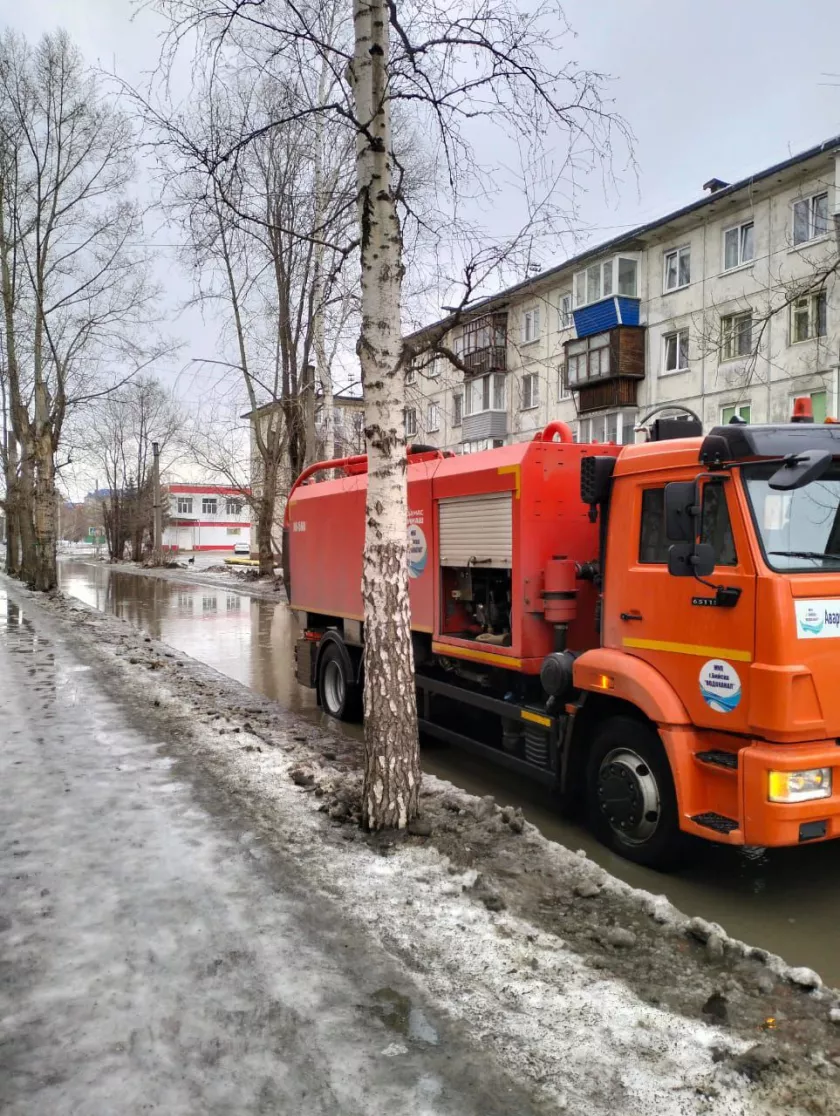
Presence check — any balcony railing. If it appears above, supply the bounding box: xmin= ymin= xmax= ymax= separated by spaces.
xmin=462 ymin=345 xmax=507 ymax=375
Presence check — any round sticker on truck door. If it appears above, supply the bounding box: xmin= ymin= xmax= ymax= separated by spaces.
xmin=407 ymin=523 xmax=427 ymax=579
xmin=699 ymin=660 xmax=742 ymax=714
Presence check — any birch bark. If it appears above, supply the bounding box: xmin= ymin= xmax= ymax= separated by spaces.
xmin=351 ymin=0 xmax=420 ymax=829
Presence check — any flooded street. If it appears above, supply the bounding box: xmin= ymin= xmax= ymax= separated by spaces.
xmin=60 ymin=559 xmax=840 ymax=985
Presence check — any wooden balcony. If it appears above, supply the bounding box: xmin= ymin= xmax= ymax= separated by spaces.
xmin=563 ymin=325 xmax=645 ymax=415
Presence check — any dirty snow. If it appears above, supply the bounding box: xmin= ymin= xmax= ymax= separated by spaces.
xmin=11 ymin=575 xmax=840 ymax=1113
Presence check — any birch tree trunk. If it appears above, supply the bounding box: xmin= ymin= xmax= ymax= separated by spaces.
xmin=352 ymin=0 xmax=420 ymax=830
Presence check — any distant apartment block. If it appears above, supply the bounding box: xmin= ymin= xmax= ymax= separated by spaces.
xmin=164 ymin=483 xmax=250 ymax=552
xmin=405 ymin=136 xmax=840 ymax=451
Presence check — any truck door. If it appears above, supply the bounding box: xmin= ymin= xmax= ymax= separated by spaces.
xmin=604 ymin=475 xmax=757 ymax=733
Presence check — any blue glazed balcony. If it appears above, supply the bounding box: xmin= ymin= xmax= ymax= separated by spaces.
xmin=573 ymin=296 xmax=640 ymax=340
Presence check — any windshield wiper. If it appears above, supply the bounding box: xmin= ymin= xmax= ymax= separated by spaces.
xmin=769 ymin=550 xmax=840 ymax=561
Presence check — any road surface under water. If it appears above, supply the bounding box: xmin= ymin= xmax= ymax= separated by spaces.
xmin=60 ymin=559 xmax=840 ymax=986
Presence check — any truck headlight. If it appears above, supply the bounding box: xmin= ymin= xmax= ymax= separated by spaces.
xmin=768 ymin=768 xmax=832 ymax=803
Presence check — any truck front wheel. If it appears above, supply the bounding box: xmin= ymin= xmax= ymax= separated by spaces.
xmin=318 ymin=643 xmax=362 ymax=722
xmin=585 ymin=716 xmax=686 ymax=870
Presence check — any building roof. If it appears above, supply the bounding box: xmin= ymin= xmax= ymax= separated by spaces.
xmin=166 ymin=483 xmax=251 ymax=495
xmin=407 ymin=133 xmax=840 ymax=341
xmin=242 ymin=384 xmax=363 ymax=420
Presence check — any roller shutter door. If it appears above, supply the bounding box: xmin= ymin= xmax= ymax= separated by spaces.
xmin=438 ymin=492 xmax=512 ymax=568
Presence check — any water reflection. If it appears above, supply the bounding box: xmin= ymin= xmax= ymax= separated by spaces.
xmin=56 ymin=559 xmax=840 ymax=985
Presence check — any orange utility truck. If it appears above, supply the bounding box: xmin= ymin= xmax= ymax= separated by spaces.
xmin=286 ymin=403 xmax=840 ymax=867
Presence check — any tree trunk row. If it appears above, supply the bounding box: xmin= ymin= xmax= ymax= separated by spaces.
xmin=3 ymin=432 xmax=58 ymax=590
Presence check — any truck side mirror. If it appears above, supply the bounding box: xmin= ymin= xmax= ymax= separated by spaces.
xmin=768 ymin=450 xmax=832 ymax=491
xmin=668 ymin=542 xmax=716 ymax=578
xmin=664 ymin=480 xmax=700 ymax=542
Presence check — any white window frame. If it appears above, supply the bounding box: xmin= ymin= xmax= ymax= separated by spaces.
xmin=793 ymin=192 xmax=829 ymax=246
xmin=577 ymin=410 xmax=637 ymax=445
xmin=452 ymin=392 xmax=463 ymax=427
xmin=465 ymin=372 xmax=507 ymax=416
xmin=720 ymin=311 xmax=752 ymax=361
xmin=722 ymin=220 xmax=755 ymax=271
xmin=521 ymin=307 xmax=541 ymax=345
xmin=426 ymin=359 xmax=441 ymax=379
xmin=225 ymin=498 xmax=242 ymax=516
xmin=573 ymin=255 xmax=639 ymax=309
xmin=521 ymin=373 xmax=540 ymax=410
xmin=558 ymin=293 xmax=573 ymax=330
xmin=662 ymin=328 xmax=689 ymax=374
xmin=405 ymin=406 xmax=417 ymax=437
xmin=790 ymin=290 xmax=827 ymax=344
xmin=202 ymin=497 xmax=218 ymax=516
xmin=427 ymin=400 xmax=440 ymax=432
xmin=176 ymin=497 xmax=193 ymax=515
xmin=663 ymin=246 xmax=691 ymax=292
xmin=720 ymin=402 xmax=751 ymax=425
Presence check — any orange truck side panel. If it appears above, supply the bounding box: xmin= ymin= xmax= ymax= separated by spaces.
xmin=288 ymin=439 xmax=617 ymax=668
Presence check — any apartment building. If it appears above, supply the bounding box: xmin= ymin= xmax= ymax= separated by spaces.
xmin=405 ymin=136 xmax=840 ymax=451
xmin=164 ymin=483 xmax=251 ymax=552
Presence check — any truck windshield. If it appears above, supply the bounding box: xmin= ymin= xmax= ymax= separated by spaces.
xmin=743 ymin=461 xmax=840 ymax=572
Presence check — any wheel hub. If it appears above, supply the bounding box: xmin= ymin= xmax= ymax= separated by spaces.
xmin=596 ymin=747 xmax=660 ymax=844
xmin=323 ymin=659 xmax=345 ymax=713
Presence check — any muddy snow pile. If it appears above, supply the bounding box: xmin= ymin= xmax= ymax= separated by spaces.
xmin=21 ymin=580 xmax=840 ymax=1114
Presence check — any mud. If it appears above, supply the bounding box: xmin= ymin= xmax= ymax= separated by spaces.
xmin=20 ymin=577 xmax=840 ymax=1114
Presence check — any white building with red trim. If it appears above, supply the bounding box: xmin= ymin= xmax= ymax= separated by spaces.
xmin=163 ymin=484 xmax=251 ymax=553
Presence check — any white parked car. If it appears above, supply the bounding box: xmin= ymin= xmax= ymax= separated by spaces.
xmin=233 ymin=541 xmax=251 ymax=556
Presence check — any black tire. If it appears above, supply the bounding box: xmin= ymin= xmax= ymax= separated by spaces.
xmin=585 ymin=715 xmax=687 ymax=870
xmin=318 ymin=643 xmax=362 ymax=722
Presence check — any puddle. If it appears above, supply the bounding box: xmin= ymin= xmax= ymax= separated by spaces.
xmin=367 ymin=987 xmax=439 ymax=1045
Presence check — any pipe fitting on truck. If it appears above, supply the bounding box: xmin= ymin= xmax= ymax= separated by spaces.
xmin=533 ymin=421 xmax=574 ymax=444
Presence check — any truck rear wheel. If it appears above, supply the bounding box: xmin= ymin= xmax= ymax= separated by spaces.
xmin=585 ymin=716 xmax=686 ymax=870
xmin=318 ymin=643 xmax=362 ymax=722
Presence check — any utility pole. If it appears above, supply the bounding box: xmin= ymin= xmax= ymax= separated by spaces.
xmin=152 ymin=441 xmax=162 ymax=565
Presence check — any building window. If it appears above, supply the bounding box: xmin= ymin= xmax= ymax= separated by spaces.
xmin=426 ymin=359 xmax=440 ymax=379
xmin=617 ymin=258 xmax=637 ymax=297
xmin=791 ymin=291 xmax=827 ymax=343
xmin=663 ymin=246 xmax=691 ymax=292
xmin=558 ymin=364 xmax=570 ymax=401
xmin=521 ymin=307 xmax=541 ymax=344
xmin=566 ymin=333 xmax=611 ymax=386
xmin=793 ymin=192 xmax=829 ymax=245
xmin=427 ymin=401 xmax=440 ymax=431
xmin=202 ymin=497 xmax=218 ymax=515
xmin=721 ymin=402 xmax=751 ymax=424
xmin=452 ymin=393 xmax=463 ymax=427
xmin=226 ymin=499 xmax=242 ymax=516
xmin=790 ymin=389 xmax=827 ymax=423
xmin=573 ymin=256 xmax=638 ymax=308
xmin=663 ymin=328 xmax=689 ymax=374
xmin=405 ymin=364 xmax=416 ymax=384
xmin=226 ymin=527 xmax=241 ymax=535
xmin=465 ymin=372 xmax=506 ymax=415
xmin=577 ymin=410 xmax=637 ymax=445
xmin=176 ymin=497 xmax=192 ymax=515
xmin=558 ymin=294 xmax=573 ymax=329
xmin=721 ymin=311 xmax=752 ymax=360
xmin=723 ymin=221 xmax=754 ymax=270
xmin=405 ymin=407 xmax=417 ymax=437
xmin=521 ymin=373 xmax=539 ymax=410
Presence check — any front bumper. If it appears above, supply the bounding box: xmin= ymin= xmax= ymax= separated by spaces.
xmin=742 ymin=740 xmax=840 ymax=846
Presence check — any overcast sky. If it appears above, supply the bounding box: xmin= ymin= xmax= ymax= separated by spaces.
xmin=5 ymin=0 xmax=840 ymax=407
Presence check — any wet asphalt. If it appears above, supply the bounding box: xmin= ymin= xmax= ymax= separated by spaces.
xmin=0 ymin=582 xmax=545 ymax=1116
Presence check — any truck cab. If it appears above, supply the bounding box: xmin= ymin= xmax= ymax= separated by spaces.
xmin=575 ymin=416 xmax=840 ymax=865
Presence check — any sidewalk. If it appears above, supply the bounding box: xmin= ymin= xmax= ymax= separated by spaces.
xmin=1 ymin=578 xmax=834 ymax=1115
xmin=0 ymin=585 xmax=541 ymax=1116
